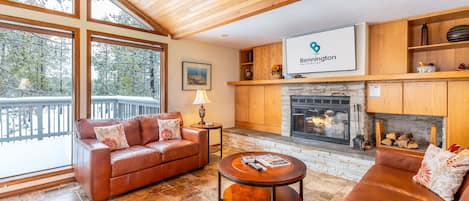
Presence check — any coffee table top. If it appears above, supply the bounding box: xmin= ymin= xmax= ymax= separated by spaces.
xmin=218 ymin=152 xmax=306 ymax=187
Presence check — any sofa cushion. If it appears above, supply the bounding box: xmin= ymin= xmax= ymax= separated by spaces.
xmin=345 ymin=182 xmax=423 ymax=201
xmin=360 ymin=165 xmax=443 ymax=201
xmin=136 ymin=115 xmax=159 ymax=144
xmin=413 ymin=145 xmax=469 ymax=201
xmin=121 ymin=119 xmax=142 ymax=146
xmin=110 ymin=145 xmax=162 ymax=177
xmin=94 ymin=124 xmax=129 ymax=151
xmin=136 ymin=112 xmax=184 ymax=144
xmin=157 ymin=119 xmax=181 ymax=141
xmin=146 ymin=140 xmax=198 ymax=163
xmin=75 ymin=119 xmax=118 ymax=139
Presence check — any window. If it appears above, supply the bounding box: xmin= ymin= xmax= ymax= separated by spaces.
xmin=88 ymin=32 xmax=166 ymax=120
xmin=0 ymin=0 xmax=78 ymax=17
xmin=0 ymin=20 xmax=76 ymax=178
xmin=89 ymin=0 xmax=153 ymax=31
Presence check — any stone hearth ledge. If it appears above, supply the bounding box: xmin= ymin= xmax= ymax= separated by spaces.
xmin=223 ymin=128 xmax=375 ymax=181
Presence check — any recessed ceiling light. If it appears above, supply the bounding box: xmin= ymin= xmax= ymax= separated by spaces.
xmin=221 ymin=34 xmax=229 ymax=38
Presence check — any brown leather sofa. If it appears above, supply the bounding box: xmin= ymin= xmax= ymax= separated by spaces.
xmin=345 ymin=147 xmax=469 ymax=201
xmin=72 ymin=112 xmax=208 ymax=201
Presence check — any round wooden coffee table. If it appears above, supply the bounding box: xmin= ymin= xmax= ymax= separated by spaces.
xmin=218 ymin=152 xmax=306 ymax=201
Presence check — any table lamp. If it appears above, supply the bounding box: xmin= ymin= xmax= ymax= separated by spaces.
xmin=193 ymin=90 xmax=211 ymax=124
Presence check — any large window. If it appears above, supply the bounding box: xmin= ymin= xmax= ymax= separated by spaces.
xmin=0 ymin=0 xmax=78 ymax=17
xmin=89 ymin=0 xmax=153 ymax=31
xmin=88 ymin=32 xmax=165 ymax=120
xmin=0 ymin=20 xmax=76 ymax=178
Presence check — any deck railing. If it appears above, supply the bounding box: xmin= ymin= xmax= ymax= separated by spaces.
xmin=0 ymin=96 xmax=159 ymax=142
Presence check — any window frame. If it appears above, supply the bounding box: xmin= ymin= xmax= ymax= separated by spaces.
xmin=86 ymin=30 xmax=168 ymax=118
xmin=87 ymin=0 xmax=168 ymax=36
xmin=0 ymin=0 xmax=80 ymax=19
xmin=0 ymin=13 xmax=80 ymax=188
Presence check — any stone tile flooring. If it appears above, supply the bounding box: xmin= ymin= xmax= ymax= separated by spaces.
xmin=1 ymin=146 xmax=356 ymax=201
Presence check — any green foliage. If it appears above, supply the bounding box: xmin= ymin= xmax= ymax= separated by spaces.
xmin=91 ymin=41 xmax=160 ymax=98
xmin=0 ymin=28 xmax=72 ymax=97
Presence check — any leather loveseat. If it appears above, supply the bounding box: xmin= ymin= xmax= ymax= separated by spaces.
xmin=72 ymin=112 xmax=208 ymax=201
xmin=345 ymin=147 xmax=469 ymax=201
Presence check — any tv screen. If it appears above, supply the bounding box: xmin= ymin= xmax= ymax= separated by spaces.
xmin=284 ymin=26 xmax=356 ymax=74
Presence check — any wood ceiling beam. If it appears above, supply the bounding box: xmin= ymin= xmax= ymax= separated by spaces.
xmin=171 ymin=0 xmax=299 ymax=39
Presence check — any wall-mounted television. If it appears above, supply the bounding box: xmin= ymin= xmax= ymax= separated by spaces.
xmin=284 ymin=26 xmax=356 ymax=74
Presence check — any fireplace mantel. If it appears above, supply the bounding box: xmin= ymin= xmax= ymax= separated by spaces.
xmin=227 ymin=71 xmax=469 ymax=86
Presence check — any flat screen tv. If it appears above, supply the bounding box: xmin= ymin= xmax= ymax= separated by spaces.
xmin=284 ymin=26 xmax=356 ymax=74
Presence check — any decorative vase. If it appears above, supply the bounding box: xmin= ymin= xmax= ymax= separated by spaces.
xmin=447 ymin=25 xmax=469 ymax=42
xmin=247 ymin=51 xmax=253 ymax=62
xmin=421 ymin=23 xmax=429 ymax=46
xmin=244 ymin=68 xmax=253 ymax=80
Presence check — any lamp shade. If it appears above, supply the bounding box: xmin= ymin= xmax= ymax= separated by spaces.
xmin=193 ymin=90 xmax=211 ymax=104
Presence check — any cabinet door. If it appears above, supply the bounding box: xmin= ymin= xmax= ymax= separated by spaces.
xmin=369 ymin=19 xmax=408 ymax=75
xmin=448 ymin=81 xmax=469 ymax=147
xmin=367 ymin=82 xmax=403 ymax=114
xmin=264 ymin=85 xmax=282 ymax=133
xmin=403 ymin=81 xmax=447 ymax=116
xmin=235 ymin=86 xmax=249 ymax=122
xmin=253 ymin=46 xmax=266 ymax=80
xmin=253 ymin=43 xmax=282 ymax=80
xmin=248 ymin=86 xmax=265 ymax=124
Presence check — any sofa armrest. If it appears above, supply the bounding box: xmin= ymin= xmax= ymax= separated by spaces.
xmin=375 ymin=146 xmax=424 ymax=172
xmin=73 ymin=138 xmax=111 ymax=201
xmin=181 ymin=127 xmax=208 ymax=168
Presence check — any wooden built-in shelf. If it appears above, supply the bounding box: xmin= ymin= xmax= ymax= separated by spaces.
xmin=408 ymin=6 xmax=469 ymax=25
xmin=408 ymin=40 xmax=469 ymax=52
xmin=240 ymin=62 xmax=253 ymax=65
xmin=228 ymin=71 xmax=469 ymax=86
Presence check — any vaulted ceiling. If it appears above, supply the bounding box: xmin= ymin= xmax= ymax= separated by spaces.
xmin=125 ymin=0 xmax=299 ymax=39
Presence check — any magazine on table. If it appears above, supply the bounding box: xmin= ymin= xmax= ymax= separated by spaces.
xmin=255 ymin=154 xmax=290 ymax=168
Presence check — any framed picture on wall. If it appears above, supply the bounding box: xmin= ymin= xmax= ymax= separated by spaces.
xmin=182 ymin=61 xmax=212 ymax=91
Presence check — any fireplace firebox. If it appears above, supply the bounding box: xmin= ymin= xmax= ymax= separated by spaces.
xmin=291 ymin=96 xmax=350 ymax=144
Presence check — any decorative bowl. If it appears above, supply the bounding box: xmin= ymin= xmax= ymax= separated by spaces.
xmin=447 ymin=25 xmax=469 ymax=42
xmin=416 ymin=65 xmax=436 ymax=73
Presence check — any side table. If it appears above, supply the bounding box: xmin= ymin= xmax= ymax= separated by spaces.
xmin=190 ymin=122 xmax=223 ymax=162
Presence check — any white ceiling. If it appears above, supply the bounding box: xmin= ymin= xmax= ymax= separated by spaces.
xmin=189 ymin=0 xmax=469 ymax=49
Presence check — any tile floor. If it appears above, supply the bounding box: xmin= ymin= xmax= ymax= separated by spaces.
xmin=1 ymin=146 xmax=356 ymax=201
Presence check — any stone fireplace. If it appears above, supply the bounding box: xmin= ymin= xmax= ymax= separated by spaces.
xmin=282 ymin=82 xmax=370 ymax=147
xmin=291 ymin=95 xmax=350 ymax=144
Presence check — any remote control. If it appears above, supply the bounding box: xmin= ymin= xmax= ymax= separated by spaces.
xmin=248 ymin=162 xmax=262 ymax=171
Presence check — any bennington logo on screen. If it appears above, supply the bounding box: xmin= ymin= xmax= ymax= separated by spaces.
xmin=300 ymin=41 xmax=337 ymax=65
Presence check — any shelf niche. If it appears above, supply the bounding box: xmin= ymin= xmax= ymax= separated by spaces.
xmin=407 ymin=7 xmax=469 ymax=73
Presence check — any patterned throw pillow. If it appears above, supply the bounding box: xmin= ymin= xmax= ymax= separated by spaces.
xmin=157 ymin=119 xmax=181 ymax=141
xmin=413 ymin=144 xmax=469 ymax=201
xmin=94 ymin=124 xmax=130 ymax=151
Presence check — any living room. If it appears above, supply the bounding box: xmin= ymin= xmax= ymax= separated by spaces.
xmin=0 ymin=0 xmax=469 ymax=201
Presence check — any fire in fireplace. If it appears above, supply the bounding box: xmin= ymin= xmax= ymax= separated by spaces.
xmin=291 ymin=96 xmax=350 ymax=144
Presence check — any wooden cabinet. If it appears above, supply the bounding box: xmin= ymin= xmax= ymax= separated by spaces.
xmin=368 ymin=19 xmax=408 ymax=75
xmin=253 ymin=43 xmax=282 ymax=80
xmin=234 ymin=85 xmax=282 ymax=134
xmin=264 ymin=85 xmax=282 ymax=130
xmin=447 ymin=81 xmax=469 ymax=147
xmin=403 ymin=81 xmax=447 ymax=116
xmin=248 ymin=86 xmax=265 ymax=124
xmin=366 ymin=82 xmax=403 ymax=114
xmin=235 ymin=86 xmax=249 ymax=122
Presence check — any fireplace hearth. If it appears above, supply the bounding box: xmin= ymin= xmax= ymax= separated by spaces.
xmin=291 ymin=96 xmax=350 ymax=144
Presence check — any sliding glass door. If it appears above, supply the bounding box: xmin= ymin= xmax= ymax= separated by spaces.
xmin=0 ymin=21 xmax=75 ymax=178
